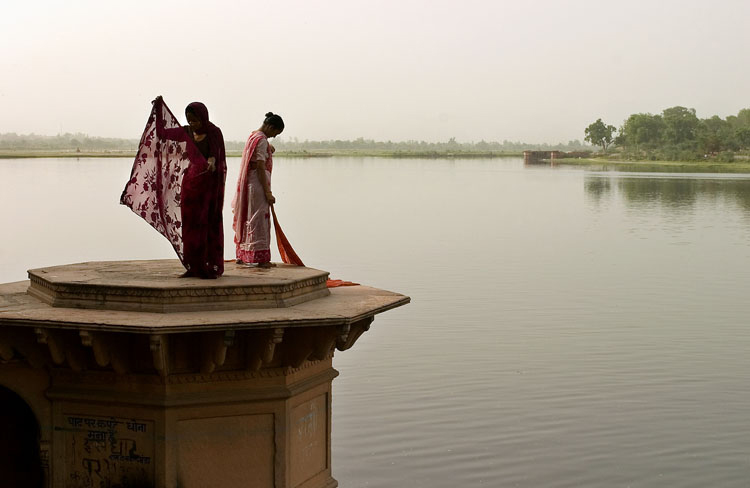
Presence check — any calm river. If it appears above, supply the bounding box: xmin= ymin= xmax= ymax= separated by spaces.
xmin=3 ymin=157 xmax=750 ymax=487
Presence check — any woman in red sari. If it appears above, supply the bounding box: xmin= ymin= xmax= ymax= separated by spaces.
xmin=121 ymin=97 xmax=227 ymax=278
xmin=232 ymin=112 xmax=284 ymax=267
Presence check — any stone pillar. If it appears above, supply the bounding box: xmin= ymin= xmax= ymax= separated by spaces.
xmin=0 ymin=260 xmax=408 ymax=488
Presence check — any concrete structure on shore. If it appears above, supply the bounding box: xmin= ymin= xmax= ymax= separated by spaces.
xmin=523 ymin=150 xmax=592 ymax=164
xmin=0 ymin=260 xmax=409 ymax=488
xmin=523 ymin=150 xmax=564 ymax=164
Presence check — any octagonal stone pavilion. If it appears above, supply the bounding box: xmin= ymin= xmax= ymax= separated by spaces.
xmin=0 ymin=260 xmax=409 ymax=488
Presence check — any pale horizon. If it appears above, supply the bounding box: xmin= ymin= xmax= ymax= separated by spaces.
xmin=2 ymin=0 xmax=749 ymax=144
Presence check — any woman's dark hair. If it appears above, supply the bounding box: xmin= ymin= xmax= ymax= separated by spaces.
xmin=264 ymin=112 xmax=284 ymax=130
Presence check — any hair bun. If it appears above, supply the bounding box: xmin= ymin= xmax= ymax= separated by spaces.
xmin=263 ymin=112 xmax=284 ymax=130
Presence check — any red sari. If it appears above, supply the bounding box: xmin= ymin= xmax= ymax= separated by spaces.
xmin=121 ymin=99 xmax=227 ymax=278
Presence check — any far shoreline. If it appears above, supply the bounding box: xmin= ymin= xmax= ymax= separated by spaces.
xmin=3 ymin=150 xmax=750 ymax=173
xmin=0 ymin=150 xmax=525 ymax=159
xmin=552 ymin=157 xmax=750 ymax=174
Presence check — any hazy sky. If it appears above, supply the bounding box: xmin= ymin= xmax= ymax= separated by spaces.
xmin=2 ymin=0 xmax=749 ymax=143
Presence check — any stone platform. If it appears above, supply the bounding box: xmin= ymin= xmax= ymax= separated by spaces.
xmin=27 ymin=260 xmax=331 ymax=312
xmin=0 ymin=260 xmax=410 ymax=488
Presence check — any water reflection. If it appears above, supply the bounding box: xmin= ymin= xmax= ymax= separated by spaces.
xmin=583 ymin=176 xmax=611 ymax=205
xmin=585 ymin=173 xmax=750 ymax=212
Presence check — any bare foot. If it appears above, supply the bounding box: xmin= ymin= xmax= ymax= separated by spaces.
xmin=235 ymin=259 xmax=244 ymax=264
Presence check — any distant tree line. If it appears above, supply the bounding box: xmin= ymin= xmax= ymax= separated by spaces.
xmin=585 ymin=107 xmax=750 ymax=162
xmin=0 ymin=132 xmax=592 ymax=154
xmin=0 ymin=132 xmax=139 ymax=151
xmin=272 ymin=137 xmax=590 ymax=153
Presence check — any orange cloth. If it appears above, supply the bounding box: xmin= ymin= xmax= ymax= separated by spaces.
xmin=271 ymin=207 xmax=358 ymax=288
xmin=271 ymin=206 xmax=304 ymax=266
xmin=326 ymin=279 xmax=360 ymax=287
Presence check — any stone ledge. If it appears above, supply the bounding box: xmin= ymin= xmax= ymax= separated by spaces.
xmin=0 ymin=283 xmax=408 ymax=333
xmin=1 ymin=265 xmax=410 ymax=334
xmin=27 ymin=260 xmax=330 ymax=312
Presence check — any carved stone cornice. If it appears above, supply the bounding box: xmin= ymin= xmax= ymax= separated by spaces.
xmin=48 ymin=353 xmax=335 ymax=386
xmin=2 ymin=320 xmax=359 ymax=377
xmin=337 ymin=317 xmax=373 ymax=351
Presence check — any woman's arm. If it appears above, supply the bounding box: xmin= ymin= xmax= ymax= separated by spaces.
xmin=206 ymin=129 xmax=224 ymax=172
xmin=251 ymin=138 xmax=274 ymax=204
xmin=255 ymin=164 xmax=275 ymax=204
xmin=152 ymin=96 xmax=189 ymax=142
xmin=152 ymin=97 xmax=165 ymax=139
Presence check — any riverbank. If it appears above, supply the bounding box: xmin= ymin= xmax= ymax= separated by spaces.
xmin=0 ymin=150 xmax=136 ymax=159
xmin=0 ymin=149 xmax=525 ymax=159
xmin=276 ymin=150 xmax=524 ymax=158
xmin=553 ymin=157 xmax=750 ymax=173
xmin=6 ymin=150 xmax=750 ymax=172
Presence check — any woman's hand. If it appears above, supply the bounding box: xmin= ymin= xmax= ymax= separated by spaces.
xmin=265 ymin=191 xmax=276 ymax=205
xmin=269 ymin=143 xmax=276 ymax=154
xmin=207 ymin=157 xmax=216 ymax=172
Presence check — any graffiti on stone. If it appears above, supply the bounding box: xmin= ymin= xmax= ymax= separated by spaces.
xmin=63 ymin=415 xmax=154 ymax=488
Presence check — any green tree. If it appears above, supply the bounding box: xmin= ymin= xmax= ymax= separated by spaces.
xmin=735 ymin=108 xmax=750 ymax=128
xmin=621 ymin=113 xmax=665 ymax=147
xmin=697 ymin=116 xmax=732 ymax=154
xmin=584 ymin=118 xmax=617 ymax=151
xmin=734 ymin=127 xmax=750 ymax=149
xmin=661 ymin=106 xmax=699 ymax=145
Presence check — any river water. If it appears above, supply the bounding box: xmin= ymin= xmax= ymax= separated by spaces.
xmin=2 ymin=157 xmax=750 ymax=487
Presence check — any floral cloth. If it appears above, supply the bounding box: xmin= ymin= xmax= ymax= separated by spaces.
xmin=121 ymin=99 xmax=226 ymax=277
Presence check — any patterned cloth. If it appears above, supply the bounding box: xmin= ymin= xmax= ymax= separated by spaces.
xmin=121 ymin=99 xmax=226 ymax=277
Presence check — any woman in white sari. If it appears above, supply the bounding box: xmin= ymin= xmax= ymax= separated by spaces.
xmin=232 ymin=112 xmax=284 ymax=267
